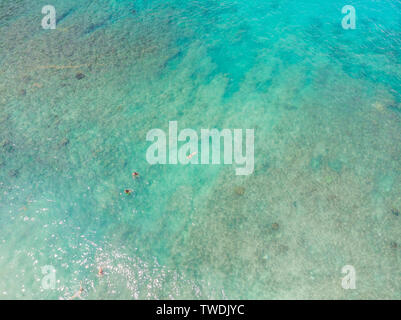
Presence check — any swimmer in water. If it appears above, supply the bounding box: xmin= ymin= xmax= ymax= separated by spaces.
xmin=98 ymin=267 xmax=104 ymax=276
xmin=132 ymin=172 xmax=139 ymax=179
xmin=124 ymin=189 xmax=133 ymax=195
xmin=70 ymin=283 xmax=83 ymax=300
xmin=187 ymin=151 xmax=197 ymax=160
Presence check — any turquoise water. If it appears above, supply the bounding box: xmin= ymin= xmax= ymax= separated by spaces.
xmin=0 ymin=0 xmax=401 ymax=299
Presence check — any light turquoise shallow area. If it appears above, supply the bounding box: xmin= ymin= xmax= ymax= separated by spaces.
xmin=0 ymin=0 xmax=401 ymax=299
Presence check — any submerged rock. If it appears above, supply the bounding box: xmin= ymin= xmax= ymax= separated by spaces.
xmin=328 ymin=159 xmax=343 ymax=173
xmin=60 ymin=138 xmax=70 ymax=147
xmin=386 ymin=104 xmax=401 ymax=113
xmin=283 ymin=104 xmax=297 ymax=111
xmin=234 ymin=186 xmax=245 ymax=196
xmin=272 ymin=222 xmax=279 ymax=230
xmin=1 ymin=139 xmax=14 ymax=152
xmin=9 ymin=169 xmax=19 ymax=177
xmin=309 ymin=155 xmax=323 ymax=171
xmin=75 ymin=72 xmax=85 ymax=80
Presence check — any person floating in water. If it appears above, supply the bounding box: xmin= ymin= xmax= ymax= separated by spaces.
xmin=132 ymin=172 xmax=139 ymax=179
xmin=98 ymin=267 xmax=104 ymax=276
xmin=124 ymin=189 xmax=133 ymax=195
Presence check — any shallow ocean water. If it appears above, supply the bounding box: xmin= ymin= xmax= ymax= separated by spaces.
xmin=0 ymin=0 xmax=401 ymax=299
